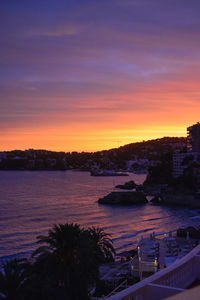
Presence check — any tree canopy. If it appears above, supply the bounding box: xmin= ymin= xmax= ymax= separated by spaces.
xmin=0 ymin=223 xmax=115 ymax=300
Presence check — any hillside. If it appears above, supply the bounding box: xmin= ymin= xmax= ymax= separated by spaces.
xmin=0 ymin=137 xmax=186 ymax=170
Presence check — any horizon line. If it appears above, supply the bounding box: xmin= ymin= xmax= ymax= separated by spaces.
xmin=0 ymin=135 xmax=187 ymax=154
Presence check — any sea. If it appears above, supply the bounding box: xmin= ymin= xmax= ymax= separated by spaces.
xmin=1 ymin=170 xmax=200 ymax=262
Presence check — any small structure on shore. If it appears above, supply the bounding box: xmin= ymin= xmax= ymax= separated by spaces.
xmin=177 ymin=225 xmax=200 ymax=239
xmin=130 ymin=229 xmax=199 ymax=281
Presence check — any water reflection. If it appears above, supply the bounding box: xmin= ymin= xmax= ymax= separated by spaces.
xmin=0 ymin=171 xmax=199 ymax=260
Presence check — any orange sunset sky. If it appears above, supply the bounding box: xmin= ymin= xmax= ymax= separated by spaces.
xmin=1 ymin=0 xmax=200 ymax=152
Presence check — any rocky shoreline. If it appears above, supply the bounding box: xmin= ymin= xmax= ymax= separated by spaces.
xmin=98 ymin=191 xmax=148 ymax=205
xmin=150 ymin=192 xmax=200 ymax=208
xmin=115 ymin=180 xmax=136 ymax=190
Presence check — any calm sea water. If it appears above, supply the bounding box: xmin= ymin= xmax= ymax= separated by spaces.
xmin=1 ymin=170 xmax=200 ymax=261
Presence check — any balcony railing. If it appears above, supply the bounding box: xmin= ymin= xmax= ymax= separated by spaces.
xmin=107 ymin=244 xmax=200 ymax=300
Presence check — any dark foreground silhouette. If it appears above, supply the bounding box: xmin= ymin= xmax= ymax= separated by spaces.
xmin=0 ymin=223 xmax=115 ymax=300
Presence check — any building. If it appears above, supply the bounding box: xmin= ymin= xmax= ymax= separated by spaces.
xmin=173 ymin=152 xmax=188 ymax=178
xmin=173 ymin=122 xmax=200 ymax=178
xmin=187 ymin=122 xmax=200 ymax=153
xmin=0 ymin=152 xmax=7 ymax=163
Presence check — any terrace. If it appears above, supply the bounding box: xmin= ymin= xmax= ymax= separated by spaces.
xmin=106 ymin=244 xmax=200 ymax=300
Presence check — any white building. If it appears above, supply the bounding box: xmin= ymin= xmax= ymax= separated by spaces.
xmin=187 ymin=122 xmax=200 ymax=153
xmin=173 ymin=151 xmax=199 ymax=179
xmin=173 ymin=152 xmax=188 ymax=178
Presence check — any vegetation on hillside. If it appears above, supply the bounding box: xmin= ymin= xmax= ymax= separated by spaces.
xmin=0 ymin=136 xmax=186 ymax=170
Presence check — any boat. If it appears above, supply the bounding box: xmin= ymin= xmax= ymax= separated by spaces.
xmin=90 ymin=169 xmax=129 ymax=176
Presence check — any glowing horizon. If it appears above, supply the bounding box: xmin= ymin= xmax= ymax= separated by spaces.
xmin=1 ymin=1 xmax=200 ymax=152
xmin=1 ymin=125 xmax=187 ymax=152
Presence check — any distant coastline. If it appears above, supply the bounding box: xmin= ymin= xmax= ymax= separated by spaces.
xmin=0 ymin=136 xmax=186 ymax=171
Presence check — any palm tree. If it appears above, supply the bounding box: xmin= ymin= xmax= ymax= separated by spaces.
xmin=33 ymin=223 xmax=82 ymax=264
xmin=32 ymin=223 xmax=97 ymax=299
xmin=32 ymin=223 xmax=116 ymax=300
xmin=87 ymin=227 xmax=116 ymax=262
xmin=0 ymin=258 xmax=30 ymax=300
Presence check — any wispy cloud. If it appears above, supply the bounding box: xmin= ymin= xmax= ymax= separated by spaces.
xmin=29 ymin=24 xmax=84 ymax=37
xmin=1 ymin=0 xmax=200 ymax=150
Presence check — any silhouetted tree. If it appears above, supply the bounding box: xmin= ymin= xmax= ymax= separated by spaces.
xmin=88 ymin=227 xmax=115 ymax=263
xmin=0 ymin=259 xmax=30 ymax=300
xmin=32 ymin=223 xmax=115 ymax=300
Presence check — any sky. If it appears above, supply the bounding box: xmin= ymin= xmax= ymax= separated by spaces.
xmin=1 ymin=0 xmax=200 ymax=152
